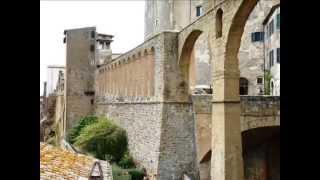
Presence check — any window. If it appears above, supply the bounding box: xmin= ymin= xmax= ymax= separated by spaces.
xmin=240 ymin=78 xmax=249 ymax=95
xmin=196 ymin=6 xmax=203 ymax=17
xmin=251 ymin=32 xmax=264 ymax=42
xmin=268 ymin=20 xmax=274 ymax=36
xmin=257 ymin=77 xmax=263 ymax=84
xmin=90 ymin=44 xmax=95 ymax=52
xmin=270 ymin=81 xmax=274 ymax=95
xmin=269 ymin=50 xmax=274 ymax=67
xmin=276 ymin=13 xmax=280 ymax=29
xmin=91 ymin=31 xmax=95 ymax=38
xmin=216 ymin=9 xmax=223 ymax=38
xmin=277 ymin=48 xmax=280 ymax=63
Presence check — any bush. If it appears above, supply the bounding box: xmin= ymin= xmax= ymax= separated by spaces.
xmin=118 ymin=151 xmax=135 ymax=169
xmin=128 ymin=168 xmax=145 ymax=180
xmin=73 ymin=118 xmax=128 ymax=161
xmin=67 ymin=116 xmax=98 ymax=144
xmin=112 ymin=164 xmax=145 ymax=180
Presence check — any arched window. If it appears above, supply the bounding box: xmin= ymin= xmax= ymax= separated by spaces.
xmin=240 ymin=78 xmax=249 ymax=95
xmin=216 ymin=9 xmax=223 ymax=38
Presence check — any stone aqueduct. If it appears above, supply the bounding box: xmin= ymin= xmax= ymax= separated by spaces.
xmin=62 ymin=0 xmax=280 ymax=180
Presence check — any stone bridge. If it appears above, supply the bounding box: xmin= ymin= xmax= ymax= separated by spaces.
xmin=63 ymin=0 xmax=281 ymax=180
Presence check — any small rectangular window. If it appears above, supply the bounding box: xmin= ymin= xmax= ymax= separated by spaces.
xmin=91 ymin=31 xmax=95 ymax=38
xmin=269 ymin=50 xmax=274 ymax=67
xmin=257 ymin=77 xmax=263 ymax=84
xmin=251 ymin=32 xmax=264 ymax=42
xmin=277 ymin=48 xmax=280 ymax=63
xmin=276 ymin=14 xmax=280 ymax=29
xmin=196 ymin=6 xmax=203 ymax=17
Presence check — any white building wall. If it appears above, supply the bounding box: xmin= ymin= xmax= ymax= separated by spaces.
xmin=46 ymin=66 xmax=65 ymax=96
xmin=264 ymin=6 xmax=280 ymax=96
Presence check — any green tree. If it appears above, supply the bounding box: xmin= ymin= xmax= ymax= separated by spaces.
xmin=67 ymin=116 xmax=98 ymax=144
xmin=74 ymin=118 xmax=128 ymax=162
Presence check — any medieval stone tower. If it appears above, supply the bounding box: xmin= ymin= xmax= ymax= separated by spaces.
xmin=63 ymin=27 xmax=96 ymax=134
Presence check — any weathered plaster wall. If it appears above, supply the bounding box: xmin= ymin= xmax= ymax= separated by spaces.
xmin=64 ymin=27 xmax=96 ymax=134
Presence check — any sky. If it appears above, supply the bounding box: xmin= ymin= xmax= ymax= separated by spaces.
xmin=40 ymin=1 xmax=145 ymax=95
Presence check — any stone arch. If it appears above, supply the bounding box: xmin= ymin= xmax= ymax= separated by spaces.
xmin=179 ymin=30 xmax=203 ymax=97
xmin=242 ymin=126 xmax=280 ymax=180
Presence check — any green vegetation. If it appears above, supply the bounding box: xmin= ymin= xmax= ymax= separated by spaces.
xmin=112 ymin=164 xmax=145 ymax=180
xmin=264 ymin=70 xmax=272 ymax=95
xmin=73 ymin=117 xmax=127 ymax=161
xmin=68 ymin=115 xmax=145 ymax=180
xmin=67 ymin=116 xmax=98 ymax=144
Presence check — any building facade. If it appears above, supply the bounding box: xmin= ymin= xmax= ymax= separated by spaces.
xmin=263 ymin=5 xmax=280 ymax=96
xmin=44 ymin=1 xmax=280 ymax=180
xmin=144 ymin=0 xmax=280 ymax=96
xmin=46 ymin=65 xmax=65 ymax=96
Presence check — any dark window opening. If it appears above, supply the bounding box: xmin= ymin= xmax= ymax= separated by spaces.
xmin=251 ymin=32 xmax=264 ymax=42
xmin=216 ymin=9 xmax=223 ymax=38
xmin=240 ymin=78 xmax=249 ymax=95
xmin=91 ymin=31 xmax=95 ymax=38
xmin=90 ymin=44 xmax=95 ymax=52
xmin=276 ymin=48 xmax=280 ymax=63
xmin=196 ymin=6 xmax=203 ymax=17
xmin=269 ymin=50 xmax=274 ymax=67
xmin=257 ymin=77 xmax=263 ymax=84
xmin=63 ymin=37 xmax=66 ymax=44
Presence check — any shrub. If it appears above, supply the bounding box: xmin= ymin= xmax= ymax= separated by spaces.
xmin=67 ymin=116 xmax=98 ymax=144
xmin=112 ymin=164 xmax=145 ymax=180
xmin=128 ymin=168 xmax=145 ymax=180
xmin=118 ymin=151 xmax=135 ymax=169
xmin=73 ymin=118 xmax=128 ymax=162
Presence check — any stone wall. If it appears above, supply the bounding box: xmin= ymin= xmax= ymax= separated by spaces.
xmin=95 ymin=102 xmax=163 ymax=175
xmin=158 ymin=102 xmax=198 ymax=180
xmin=191 ymin=95 xmax=279 ymax=162
xmin=240 ymin=96 xmax=280 ymax=132
xmin=95 ymin=48 xmax=155 ymax=97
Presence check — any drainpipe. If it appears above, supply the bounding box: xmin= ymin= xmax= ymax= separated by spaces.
xmin=263 ymin=27 xmax=266 ymax=95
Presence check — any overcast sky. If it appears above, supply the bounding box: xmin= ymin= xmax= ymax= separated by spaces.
xmin=40 ymin=1 xmax=145 ymax=95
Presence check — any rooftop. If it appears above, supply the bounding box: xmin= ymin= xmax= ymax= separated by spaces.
xmin=40 ymin=142 xmax=112 ymax=180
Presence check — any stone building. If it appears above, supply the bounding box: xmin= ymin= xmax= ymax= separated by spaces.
xmin=263 ymin=4 xmax=280 ymax=96
xmin=46 ymin=65 xmax=65 ymax=96
xmin=144 ymin=0 xmax=279 ymax=96
xmin=44 ymin=1 xmax=280 ymax=180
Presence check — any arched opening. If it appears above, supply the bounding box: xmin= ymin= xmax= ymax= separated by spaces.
xmin=270 ymin=80 xmax=274 ymax=95
xmin=242 ymin=126 xmax=280 ymax=180
xmin=240 ymin=77 xmax=249 ymax=95
xmin=216 ymin=9 xmax=223 ymax=38
xmin=179 ymin=30 xmax=203 ymax=98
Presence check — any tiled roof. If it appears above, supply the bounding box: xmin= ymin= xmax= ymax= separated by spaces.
xmin=40 ymin=142 xmax=111 ymax=180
